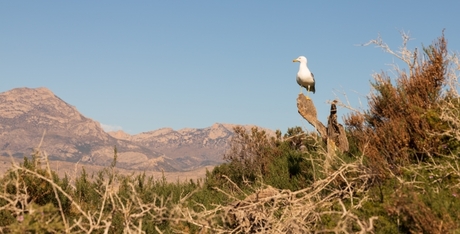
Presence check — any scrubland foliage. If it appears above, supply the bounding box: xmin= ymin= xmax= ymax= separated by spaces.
xmin=344 ymin=32 xmax=460 ymax=233
xmin=345 ymin=33 xmax=452 ymax=175
xmin=1 ymin=32 xmax=460 ymax=233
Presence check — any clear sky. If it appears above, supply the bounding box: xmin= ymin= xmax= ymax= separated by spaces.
xmin=1 ymin=1 xmax=459 ymax=134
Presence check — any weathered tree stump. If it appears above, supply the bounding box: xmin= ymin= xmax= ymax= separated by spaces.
xmin=296 ymin=94 xmax=349 ymax=153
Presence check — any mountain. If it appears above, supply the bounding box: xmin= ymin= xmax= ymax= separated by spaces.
xmin=109 ymin=122 xmax=275 ymax=170
xmin=0 ymin=87 xmax=274 ymax=171
xmin=0 ymin=87 xmax=174 ymax=171
xmin=109 ymin=123 xmax=240 ymax=170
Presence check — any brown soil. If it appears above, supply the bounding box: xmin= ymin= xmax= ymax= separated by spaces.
xmin=0 ymin=155 xmax=212 ymax=183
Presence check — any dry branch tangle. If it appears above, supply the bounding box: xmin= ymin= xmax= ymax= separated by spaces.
xmin=220 ymin=158 xmax=376 ymax=233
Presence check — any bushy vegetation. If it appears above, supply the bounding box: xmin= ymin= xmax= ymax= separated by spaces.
xmin=0 ymin=32 xmax=459 ymax=233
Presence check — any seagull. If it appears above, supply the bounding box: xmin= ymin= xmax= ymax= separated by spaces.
xmin=293 ymin=56 xmax=315 ymax=98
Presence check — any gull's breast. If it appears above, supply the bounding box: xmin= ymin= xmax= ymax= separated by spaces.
xmin=296 ymin=70 xmax=314 ymax=87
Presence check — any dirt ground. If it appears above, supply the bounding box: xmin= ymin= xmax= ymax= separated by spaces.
xmin=0 ymin=155 xmax=213 ymax=183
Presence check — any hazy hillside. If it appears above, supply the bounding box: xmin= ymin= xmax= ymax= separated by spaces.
xmin=109 ymin=123 xmax=275 ymax=170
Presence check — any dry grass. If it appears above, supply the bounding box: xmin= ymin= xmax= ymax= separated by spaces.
xmin=0 ymin=150 xmax=186 ymax=233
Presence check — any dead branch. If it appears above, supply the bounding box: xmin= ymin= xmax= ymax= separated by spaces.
xmin=297 ymin=94 xmax=349 ymax=153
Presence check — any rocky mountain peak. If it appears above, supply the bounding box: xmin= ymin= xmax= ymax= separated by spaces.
xmin=0 ymin=87 xmax=176 ymax=171
xmin=0 ymin=87 xmax=111 ymax=144
xmin=0 ymin=87 xmax=76 ymax=119
xmin=208 ymin=123 xmax=232 ymax=140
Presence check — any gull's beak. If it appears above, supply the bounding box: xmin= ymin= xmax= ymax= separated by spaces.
xmin=292 ymin=59 xmax=298 ymax=62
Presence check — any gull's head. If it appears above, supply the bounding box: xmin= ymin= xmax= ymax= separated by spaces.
xmin=292 ymin=56 xmax=307 ymax=64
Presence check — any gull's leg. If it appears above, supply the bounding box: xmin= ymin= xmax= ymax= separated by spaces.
xmin=305 ymin=86 xmax=310 ymax=99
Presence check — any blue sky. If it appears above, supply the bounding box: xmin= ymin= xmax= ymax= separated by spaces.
xmin=1 ymin=1 xmax=459 ymax=134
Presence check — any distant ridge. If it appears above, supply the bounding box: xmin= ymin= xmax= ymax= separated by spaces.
xmin=108 ymin=123 xmax=274 ymax=170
